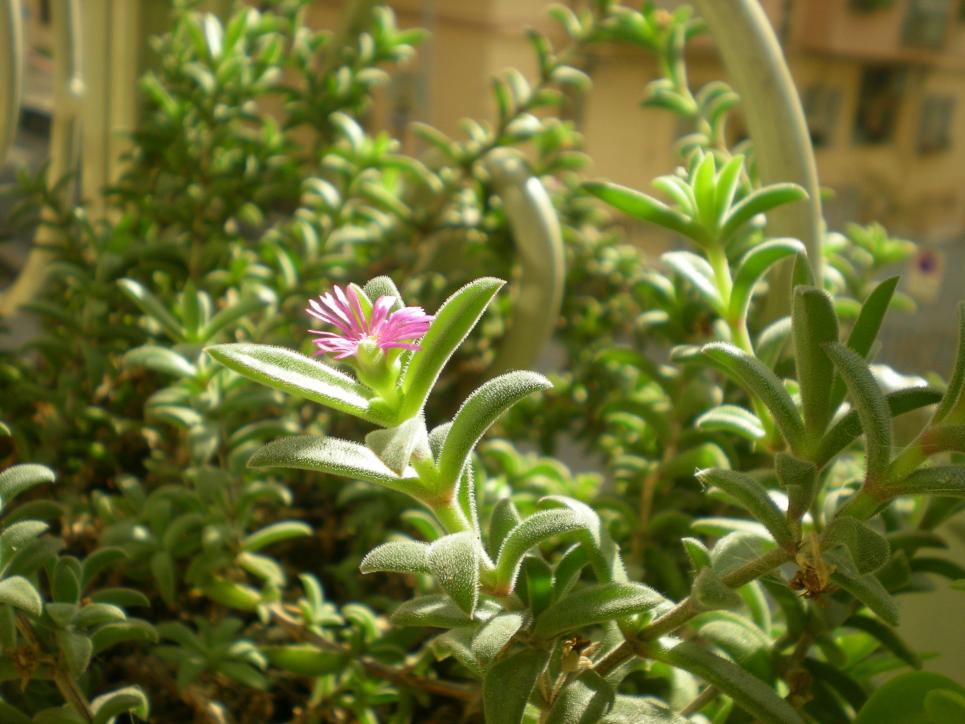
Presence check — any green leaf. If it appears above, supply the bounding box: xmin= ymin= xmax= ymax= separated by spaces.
xmin=123 ymin=345 xmax=197 ymax=378
xmin=390 ymin=594 xmax=473 ymax=628
xmin=822 ymin=517 xmax=890 ymax=573
xmin=118 ymin=278 xmax=183 ymax=341
xmin=428 ymin=532 xmax=480 ymax=616
xmin=776 ymin=453 xmax=818 ymax=520
xmin=488 ymin=497 xmax=521 ymax=559
xmin=57 ymin=630 xmax=93 ymax=675
xmin=701 ymin=343 xmax=805 ymax=451
xmin=263 ymin=644 xmax=343 ymax=676
xmin=0 ymin=463 xmax=55 ymax=511
xmin=360 ymin=540 xmax=430 ymax=575
xmin=540 ymin=496 xmax=626 ymax=584
xmin=241 ymin=521 xmax=313 ymax=552
xmin=201 ymin=292 xmax=274 ymax=341
xmin=887 ymin=466 xmax=965 ymax=501
xmin=691 ymin=566 xmax=742 ymax=611
xmin=713 ymin=155 xmax=745 ymax=227
xmin=792 ymin=287 xmax=839 ymax=439
xmin=729 ymin=238 xmax=805 ymax=321
xmin=202 ymin=578 xmax=261 ymax=612
xmin=654 ymin=641 xmax=805 ymax=724
xmin=545 ymin=670 xmax=616 ymax=724
xmin=0 ymin=576 xmax=42 ymax=615
xmin=248 ymin=435 xmax=418 ymax=495
xmin=365 ymin=414 xmax=432 ymax=475
xmin=696 ymin=405 xmax=765 ymax=441
xmin=844 ymin=613 xmax=920 ymax=668
xmin=32 ymin=708 xmax=86 ymax=724
xmin=854 ymin=671 xmax=964 ymax=724
xmin=694 ymin=613 xmax=773 ymax=681
xmin=494 ymin=509 xmax=585 ymax=593
xmin=91 ymin=686 xmax=150 ymax=724
xmin=90 ymin=620 xmax=158 ymax=653
xmin=150 ymin=551 xmax=176 ymax=607
xmin=934 ymin=303 xmax=965 ymax=423
xmin=696 ymin=469 xmax=794 ymax=548
xmin=206 ymin=344 xmax=387 ymax=424
xmin=824 ymin=342 xmax=892 ymax=482
xmin=720 ymin=183 xmax=807 ymax=242
xmin=816 ymin=387 xmax=942 ymax=466
xmin=662 ymin=252 xmax=723 ymax=311
xmin=471 ymin=611 xmax=525 ymax=666
xmin=925 ymin=688 xmax=965 ymax=722
xmin=437 ymin=372 xmax=551 ymax=491
xmin=693 ymin=153 xmax=718 ymax=232
xmin=826 ymin=550 xmax=899 ymax=625
xmin=584 ymin=181 xmax=704 ymax=243
xmin=399 ymin=278 xmax=505 ymax=419
xmin=483 ymin=648 xmax=549 ymax=724
xmin=534 ymin=582 xmax=663 ymax=639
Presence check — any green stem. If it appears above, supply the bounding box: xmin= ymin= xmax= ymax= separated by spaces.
xmin=431 ymin=499 xmax=472 ymax=534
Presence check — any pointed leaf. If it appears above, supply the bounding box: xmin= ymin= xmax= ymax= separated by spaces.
xmin=545 ymin=670 xmax=616 ymax=724
xmin=399 ymin=278 xmax=505 ymax=419
xmin=662 ymin=252 xmax=723 ymax=311
xmin=887 ymin=465 xmax=965 ymax=501
xmin=844 ymin=613 xmax=920 ymax=668
xmin=118 ymin=278 xmax=183 ymax=341
xmin=584 ymin=181 xmax=704 ymax=242
xmin=0 ymin=464 xmax=55 ymax=510
xmin=696 ymin=405 xmax=765 ymax=441
xmin=0 ymin=576 xmax=42 ymax=615
xmin=124 ymin=345 xmax=197 ymax=378
xmin=471 ymin=611 xmax=525 ymax=666
xmin=792 ymin=287 xmax=839 ymax=438
xmin=437 ymin=372 xmax=551 ymax=491
xmin=241 ymin=521 xmax=313 ymax=552
xmin=428 ymin=532 xmax=480 ymax=616
xmin=360 ymin=540 xmax=430 ymax=575
xmin=248 ymin=435 xmax=418 ymax=494
xmin=488 ymin=497 xmax=521 ymax=559
xmin=822 ymin=517 xmax=890 ymax=573
xmin=390 ymin=594 xmax=473 ymax=628
xmin=826 ymin=550 xmax=899 ymax=625
xmin=483 ymin=648 xmax=549 ymax=724
xmin=365 ymin=414 xmax=431 ymax=475
xmin=934 ymin=303 xmax=965 ymax=423
xmin=494 ymin=509 xmax=585 ymax=592
xmin=540 ymin=496 xmax=626 ymax=584
xmin=720 ymin=183 xmax=807 ymax=241
xmin=729 ymin=238 xmax=805 ymax=321
xmin=534 ymin=582 xmax=663 ymax=639
xmin=696 ymin=468 xmax=794 ymax=548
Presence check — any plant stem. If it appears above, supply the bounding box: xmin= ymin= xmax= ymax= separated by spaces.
xmin=53 ymin=668 xmax=94 ymax=722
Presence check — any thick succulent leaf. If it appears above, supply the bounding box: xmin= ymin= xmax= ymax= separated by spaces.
xmin=844 ymin=613 xmax=920 ymax=668
xmin=483 ymin=648 xmax=549 ymax=724
xmin=488 ymin=497 xmax=522 ymax=559
xmin=655 ymin=641 xmax=805 ymax=724
xmin=545 ymin=670 xmax=615 ymax=724
xmin=696 ymin=469 xmax=794 ymax=548
xmin=534 ymin=582 xmax=663 ymax=639
xmin=600 ymin=696 xmax=686 ymax=723
xmin=494 ymin=509 xmax=586 ymax=592
xmin=776 ymin=453 xmax=818 ymax=520
xmin=720 ymin=183 xmax=807 ymax=242
xmin=91 ymin=686 xmax=150 ymax=724
xmin=701 ymin=343 xmax=805 ymax=451
xmin=729 ymin=238 xmax=805 ymax=321
xmin=710 ymin=531 xmax=776 ymax=579
xmin=363 ymin=276 xmax=403 ymax=308
xmin=792 ymin=286 xmax=839 ymax=439
xmin=437 ymin=372 xmax=551 ymax=490
xmin=0 ymin=576 xmax=42 ymax=615
xmin=826 ymin=550 xmax=899 ymax=625
xmin=241 ymin=521 xmax=313 ymax=552
xmin=365 ymin=414 xmax=431 ymax=475
xmin=123 ymin=345 xmax=197 ymax=378
xmin=691 ymin=567 xmax=742 ymax=611
xmin=854 ymin=671 xmax=965 ymax=724
xmin=118 ymin=278 xmax=183 ymax=341
xmin=934 ymin=303 xmax=965 ymax=423
xmin=662 ymin=252 xmax=722 ymax=311
xmin=262 ymin=644 xmax=343 ymax=676
xmin=694 ymin=613 xmax=773 ymax=681
xmin=0 ymin=464 xmax=55 ymax=511
xmin=696 ymin=405 xmax=765 ymax=441
xmin=206 ymin=344 xmax=387 ymax=424
xmin=822 ymin=517 xmax=890 ymax=574
xmin=428 ymin=532 xmax=480 ymax=616
xmin=399 ymin=278 xmax=505 ymax=419
xmin=432 ymin=627 xmax=483 ymax=677
xmin=471 ymin=611 xmax=525 ymax=666
xmin=248 ymin=435 xmax=418 ymax=493
xmin=584 ymin=181 xmax=704 ymax=242
xmin=887 ymin=465 xmax=965 ymax=501
xmin=540 ymin=496 xmax=626 ymax=583
xmin=824 ymin=342 xmax=892 ymax=482
xmin=360 ymin=540 xmax=430 ymax=575
xmin=816 ymin=387 xmax=942 ymax=466
xmin=390 ymin=594 xmax=473 ymax=628
xmin=57 ymin=630 xmax=93 ymax=676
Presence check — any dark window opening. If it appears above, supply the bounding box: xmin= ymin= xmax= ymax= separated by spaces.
xmin=803 ymin=85 xmax=841 ymax=148
xmin=902 ymin=0 xmax=950 ymax=49
xmin=918 ymin=94 xmax=954 ymax=153
xmin=853 ymin=66 xmax=905 ymax=145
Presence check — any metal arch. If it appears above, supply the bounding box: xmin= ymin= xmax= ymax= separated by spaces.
xmin=0 ymin=0 xmax=82 ymax=317
xmin=0 ymin=0 xmax=23 ymax=167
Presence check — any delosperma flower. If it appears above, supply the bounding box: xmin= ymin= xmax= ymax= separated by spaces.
xmin=307 ymin=284 xmax=434 ymax=360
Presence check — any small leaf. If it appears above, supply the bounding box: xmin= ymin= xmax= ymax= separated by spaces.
xmin=654 ymin=641 xmax=805 ymax=724
xmin=545 ymin=670 xmax=616 ymax=724
xmin=91 ymin=686 xmax=150 ymax=724
xmin=365 ymin=414 xmax=431 ymax=475
xmin=399 ymin=278 xmax=505 ymax=419
xmin=494 ymin=509 xmax=585 ymax=592
xmin=488 ymin=497 xmax=521 ymax=559
xmin=691 ymin=567 xmax=742 ymax=611
xmin=662 ymin=252 xmax=723 ymax=311
xmin=701 ymin=343 xmax=805 ymax=451
xmin=822 ymin=517 xmax=890 ymax=574
xmin=826 ymin=550 xmax=899 ymax=625
xmin=360 ymin=540 xmax=430 ymax=575
xmin=206 ymin=344 xmax=386 ymax=424
xmin=471 ymin=611 xmax=525 ymax=666
xmin=824 ymin=342 xmax=892 ymax=482
xmin=534 ymin=582 xmax=663 ymax=639
xmin=696 ymin=468 xmax=794 ymax=548
xmin=263 ymin=644 xmax=343 ymax=676
xmin=792 ymin=286 xmax=839 ymax=439
xmin=584 ymin=181 xmax=704 ymax=243
xmin=428 ymin=532 xmax=480 ymax=616
xmin=248 ymin=435 xmax=418 ymax=494
xmin=0 ymin=464 xmax=55 ymax=510
xmin=729 ymin=238 xmax=805 ymax=322
xmin=203 ymin=578 xmax=261 ymax=612
xmin=720 ymin=183 xmax=807 ymax=242
xmin=887 ymin=465 xmax=965 ymax=501
xmin=118 ymin=278 xmax=183 ymax=341
xmin=483 ymin=648 xmax=549 ymax=724
xmin=57 ymin=630 xmax=93 ymax=676
xmin=437 ymin=372 xmax=550 ymax=491
xmin=934 ymin=303 xmax=965 ymax=423
xmin=844 ymin=613 xmax=920 ymax=669
xmin=696 ymin=405 xmax=765 ymax=441
xmin=124 ymin=345 xmax=197 ymax=378
xmin=390 ymin=594 xmax=472 ymax=628
xmin=242 ymin=521 xmax=313 ymax=552
xmin=90 ymin=620 xmax=158 ymax=653
xmin=0 ymin=576 xmax=42 ymax=615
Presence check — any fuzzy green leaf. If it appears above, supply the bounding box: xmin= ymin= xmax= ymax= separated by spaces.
xmin=483 ymin=648 xmax=549 ymax=724
xmin=390 ymin=594 xmax=473 ymax=628
xmin=822 ymin=517 xmax=890 ymax=574
xmin=887 ymin=465 xmax=965 ymax=500
xmin=701 ymin=343 xmax=805 ymax=451
xmin=792 ymin=287 xmax=839 ymax=439
xmin=118 ymin=278 xmax=183 ymax=341
xmin=720 ymin=183 xmax=807 ymax=242
xmin=824 ymin=342 xmax=892 ymax=482
xmin=262 ymin=644 xmax=343 ymax=677
xmin=494 ymin=509 xmax=585 ymax=592
xmin=934 ymin=303 xmax=965 ymax=423
xmin=691 ymin=566 xmax=742 ymax=611
xmin=241 ymin=521 xmax=313 ymax=552
xmin=399 ymin=278 xmax=505 ymax=419
xmin=248 ymin=435 xmax=418 ymax=494
xmin=428 ymin=532 xmax=480 ymax=616
xmin=471 ymin=611 xmax=525 ymax=666
xmin=0 ymin=464 xmax=55 ymax=511
xmin=534 ymin=582 xmax=663 ymax=639
xmin=655 ymin=641 xmax=805 ymax=724
xmin=0 ymin=576 xmax=42 ymax=615
xmin=826 ymin=550 xmax=899 ymax=625
xmin=540 ymin=496 xmax=627 ymax=583
xmin=437 ymin=372 xmax=551 ymax=491
xmin=696 ymin=405 xmax=765 ymax=441
xmin=91 ymin=686 xmax=149 ymax=724
xmin=206 ymin=344 xmax=387 ymax=424
xmin=729 ymin=238 xmax=805 ymax=322
xmin=854 ymin=671 xmax=965 ymax=724
xmin=844 ymin=613 xmax=920 ymax=668
xmin=584 ymin=181 xmax=704 ymax=242
xmin=662 ymin=252 xmax=723 ymax=311
xmin=545 ymin=670 xmax=616 ymax=724
xmin=488 ymin=498 xmax=522 ymax=559
xmin=697 ymin=468 xmax=794 ymax=548
xmin=124 ymin=346 xmax=197 ymax=378
xmin=360 ymin=540 xmax=430 ymax=575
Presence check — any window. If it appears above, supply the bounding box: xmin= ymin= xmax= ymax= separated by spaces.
xmin=902 ymin=0 xmax=950 ymax=49
xmin=39 ymin=0 xmax=51 ymax=25
xmin=803 ymin=85 xmax=841 ymax=148
xmin=853 ymin=66 xmax=905 ymax=145
xmin=918 ymin=95 xmax=954 ymax=153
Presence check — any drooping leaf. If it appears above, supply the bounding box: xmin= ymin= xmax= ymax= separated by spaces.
xmin=360 ymin=540 xmax=430 ymax=575
xmin=662 ymin=252 xmax=722 ymax=311
xmin=0 ymin=464 xmax=55 ymax=511
xmin=696 ymin=405 xmax=765 ymax=441
xmin=826 ymin=550 xmax=899 ymax=625
xmin=720 ymin=183 xmax=807 ymax=242
xmin=696 ymin=468 xmax=794 ymax=548
xmin=0 ymin=576 xmax=42 ymax=615
xmin=241 ymin=521 xmax=313 ymax=552
xmin=118 ymin=278 xmax=183 ymax=341
xmin=90 ymin=686 xmax=150 ymax=724
xmin=545 ymin=670 xmax=616 ymax=724
xmin=390 ymin=594 xmax=473 ymax=628
xmin=483 ymin=648 xmax=549 ymax=724
xmin=534 ymin=582 xmax=663 ymax=639
xmin=494 ymin=509 xmax=586 ymax=592
xmin=539 ymin=496 xmax=627 ymax=584
xmin=123 ymin=346 xmax=197 ymax=378
xmin=729 ymin=238 xmax=806 ymax=322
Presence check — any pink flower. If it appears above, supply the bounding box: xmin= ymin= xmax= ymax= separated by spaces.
xmin=307 ymin=285 xmax=434 ymax=360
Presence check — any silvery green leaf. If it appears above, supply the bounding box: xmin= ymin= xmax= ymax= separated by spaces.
xmin=471 ymin=611 xmax=525 ymax=666
xmin=696 ymin=405 xmax=765 ymax=441
xmin=545 ymin=670 xmax=615 ymax=724
xmin=360 ymin=540 xmax=430 ymax=575
xmin=600 ymin=696 xmax=686 ymax=723
xmin=57 ymin=629 xmax=93 ymax=675
xmin=540 ymin=496 xmax=626 ymax=583
xmin=534 ymin=582 xmax=663 ymax=639
xmin=432 ymin=627 xmax=482 ymax=677
xmin=826 ymin=550 xmax=899 ymax=625
xmin=0 ymin=464 xmax=55 ymax=512
xmin=390 ymin=594 xmax=473 ymax=628
xmin=792 ymin=286 xmax=839 ymax=439
xmin=428 ymin=532 xmax=480 ymax=616
xmin=693 ymin=611 xmax=773 ymax=681
xmin=494 ymin=509 xmax=585 ymax=592
xmin=483 ymin=648 xmax=549 ymax=724
xmin=822 ymin=517 xmax=890 ymax=574
xmin=662 ymin=251 xmax=723 ymax=312
xmin=365 ymin=414 xmax=431 ymax=475
xmin=696 ymin=468 xmax=793 ymax=548
xmin=488 ymin=497 xmax=522 ymax=559
xmin=710 ymin=531 xmax=776 ymax=579
xmin=729 ymin=238 xmax=805 ymax=322
xmin=691 ymin=566 xmax=742 ymax=611
xmin=123 ymin=345 xmax=197 ymax=378
xmin=887 ymin=465 xmax=965 ymax=501
xmin=0 ymin=576 xmax=42 ymax=615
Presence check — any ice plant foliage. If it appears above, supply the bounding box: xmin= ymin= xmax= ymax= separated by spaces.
xmin=307 ymin=284 xmax=434 ymax=360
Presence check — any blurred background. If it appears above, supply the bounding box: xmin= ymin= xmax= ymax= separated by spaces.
xmin=3 ymin=0 xmax=963 ymax=675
